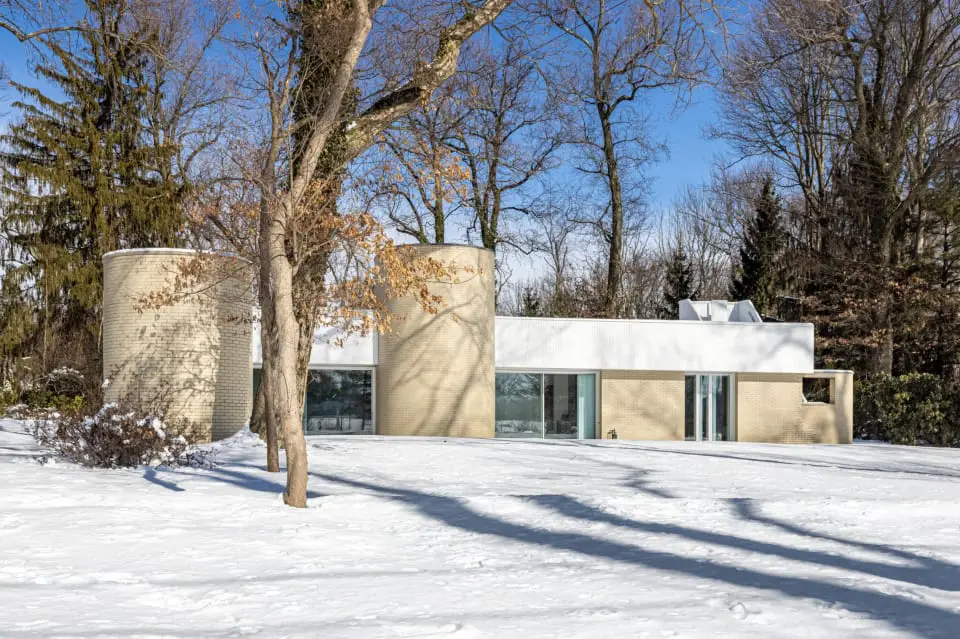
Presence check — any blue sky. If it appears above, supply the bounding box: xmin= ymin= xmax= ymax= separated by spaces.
xmin=0 ymin=27 xmax=728 ymax=210
xmin=645 ymin=88 xmax=728 ymax=209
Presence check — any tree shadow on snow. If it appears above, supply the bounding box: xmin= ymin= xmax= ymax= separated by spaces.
xmin=619 ymin=444 xmax=960 ymax=480
xmin=728 ymin=497 xmax=956 ymax=583
xmin=311 ymin=471 xmax=960 ymax=639
xmin=142 ymin=464 xmax=326 ymax=499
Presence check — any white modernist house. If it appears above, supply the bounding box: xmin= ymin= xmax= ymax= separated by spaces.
xmin=100 ymin=245 xmax=850 ymax=444
xmin=252 ymin=299 xmax=853 ymax=444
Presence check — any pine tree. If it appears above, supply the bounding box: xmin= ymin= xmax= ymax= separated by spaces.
xmin=730 ymin=177 xmax=785 ymax=316
xmin=659 ymin=244 xmax=698 ymax=319
xmin=0 ymin=1 xmax=183 ymax=377
xmin=520 ymin=286 xmax=542 ymax=317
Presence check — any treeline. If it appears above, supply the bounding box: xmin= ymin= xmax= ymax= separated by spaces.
xmin=502 ymin=0 xmax=960 ymax=390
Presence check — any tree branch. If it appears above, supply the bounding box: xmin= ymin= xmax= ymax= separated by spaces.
xmin=342 ymin=0 xmax=513 ymax=161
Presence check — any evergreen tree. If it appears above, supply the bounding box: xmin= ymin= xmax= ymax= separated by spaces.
xmin=898 ymin=171 xmax=960 ymax=378
xmin=520 ymin=286 xmax=542 ymax=317
xmin=659 ymin=244 xmax=698 ymax=319
xmin=0 ymin=1 xmax=183 ymax=377
xmin=730 ymin=178 xmax=785 ymax=316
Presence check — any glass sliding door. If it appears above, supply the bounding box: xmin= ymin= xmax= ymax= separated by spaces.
xmin=683 ymin=374 xmax=735 ymax=441
xmin=713 ymin=375 xmax=733 ymax=441
xmin=684 ymin=375 xmax=697 ymax=440
xmin=699 ymin=375 xmax=711 ymax=441
xmin=495 ymin=373 xmax=543 ymax=438
xmin=544 ymin=374 xmax=578 ymax=439
xmin=496 ymin=372 xmax=597 ymax=439
xmin=577 ymin=374 xmax=596 ymax=439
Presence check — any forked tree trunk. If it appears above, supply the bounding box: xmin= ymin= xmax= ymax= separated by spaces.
xmin=253 ymin=0 xmax=513 ymax=508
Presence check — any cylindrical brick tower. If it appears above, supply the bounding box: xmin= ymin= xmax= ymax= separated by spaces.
xmin=102 ymin=249 xmax=253 ymax=442
xmin=376 ymin=244 xmax=495 ymax=437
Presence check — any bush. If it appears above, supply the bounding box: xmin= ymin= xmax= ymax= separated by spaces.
xmin=855 ymin=373 xmax=960 ymax=447
xmin=34 ymin=404 xmax=208 ymax=468
xmin=2 ymin=367 xmax=87 ymax=417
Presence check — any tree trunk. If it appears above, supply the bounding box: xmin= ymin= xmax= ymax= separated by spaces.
xmin=253 ymin=253 xmax=281 ymax=472
xmin=872 ymin=227 xmax=896 ymax=376
xmin=250 ymin=376 xmax=264 ymax=435
xmin=267 ymin=199 xmax=310 ymax=508
xmin=260 ymin=345 xmax=281 ymax=473
xmin=259 ymin=188 xmax=308 ymax=505
xmin=599 ymin=113 xmax=623 ymax=319
xmin=295 ymin=306 xmax=316 ymax=426
xmin=292 ymin=248 xmax=333 ymax=435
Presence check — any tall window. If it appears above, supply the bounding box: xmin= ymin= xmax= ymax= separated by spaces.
xmin=252 ymin=368 xmax=374 ymax=434
xmin=304 ymin=370 xmax=373 ymax=434
xmin=495 ymin=373 xmax=543 ymax=438
xmin=495 ymin=372 xmax=596 ymax=439
xmin=684 ymin=374 xmax=735 ymax=441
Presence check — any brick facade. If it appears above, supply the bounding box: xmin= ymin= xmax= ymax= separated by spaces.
xmin=736 ymin=372 xmax=853 ymax=444
xmin=376 ymin=245 xmax=496 ymax=438
xmin=599 ymin=371 xmax=686 ymax=440
xmin=102 ymin=250 xmax=253 ymax=443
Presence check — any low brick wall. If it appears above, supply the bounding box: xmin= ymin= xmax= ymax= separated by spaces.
xmin=736 ymin=371 xmax=853 ymax=444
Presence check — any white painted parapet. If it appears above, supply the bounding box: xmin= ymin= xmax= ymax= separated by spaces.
xmin=251 ymin=321 xmax=377 ymax=368
xmin=494 ymin=316 xmax=814 ymax=374
xmin=254 ymin=313 xmax=815 ymax=375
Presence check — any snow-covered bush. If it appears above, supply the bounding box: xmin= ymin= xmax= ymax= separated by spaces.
xmin=34 ymin=404 xmax=207 ymax=468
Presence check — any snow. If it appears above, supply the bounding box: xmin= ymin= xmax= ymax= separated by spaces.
xmin=2 ymin=419 xmax=960 ymax=638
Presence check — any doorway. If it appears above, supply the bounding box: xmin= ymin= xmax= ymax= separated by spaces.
xmin=684 ymin=374 xmax=735 ymax=441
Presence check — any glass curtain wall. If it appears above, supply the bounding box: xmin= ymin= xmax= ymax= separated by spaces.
xmin=496 ymin=372 xmax=597 ymax=439
xmin=252 ymin=368 xmax=373 ymax=434
xmin=304 ymin=369 xmax=373 ymax=434
xmin=494 ymin=373 xmax=543 ymax=437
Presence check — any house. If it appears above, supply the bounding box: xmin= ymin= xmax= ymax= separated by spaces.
xmin=103 ymin=246 xmax=852 ymax=444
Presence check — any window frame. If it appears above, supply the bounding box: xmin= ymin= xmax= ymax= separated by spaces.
xmin=494 ymin=369 xmax=600 ymax=440
xmin=253 ymin=365 xmax=377 ymax=435
xmin=801 ymin=376 xmax=833 ymax=405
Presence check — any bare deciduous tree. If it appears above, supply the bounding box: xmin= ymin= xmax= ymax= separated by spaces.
xmin=449 ymin=39 xmax=559 ymax=251
xmin=536 ymin=0 xmax=720 ymax=317
xmin=232 ymin=0 xmax=513 ymax=508
xmin=372 ymin=65 xmax=466 ymax=243
xmin=717 ymin=0 xmax=960 ymax=374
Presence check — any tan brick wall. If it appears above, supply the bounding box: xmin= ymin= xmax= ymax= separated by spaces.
xmin=599 ymin=371 xmax=685 ymax=440
xmin=376 ymin=245 xmax=495 ymax=437
xmin=736 ymin=371 xmax=853 ymax=444
xmin=102 ymin=250 xmax=253 ymax=443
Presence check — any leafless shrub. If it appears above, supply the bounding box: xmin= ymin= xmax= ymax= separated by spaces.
xmin=33 ymin=403 xmax=211 ymax=469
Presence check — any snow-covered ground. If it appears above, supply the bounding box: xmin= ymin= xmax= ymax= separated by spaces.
xmin=2 ymin=419 xmax=960 ymax=638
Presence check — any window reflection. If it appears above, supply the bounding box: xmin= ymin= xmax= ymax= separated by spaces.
xmin=304 ymin=369 xmax=373 ymax=434
xmin=496 ymin=372 xmax=596 ymax=439
xmin=495 ymin=373 xmax=543 ymax=437
xmin=544 ymin=374 xmax=578 ymax=438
